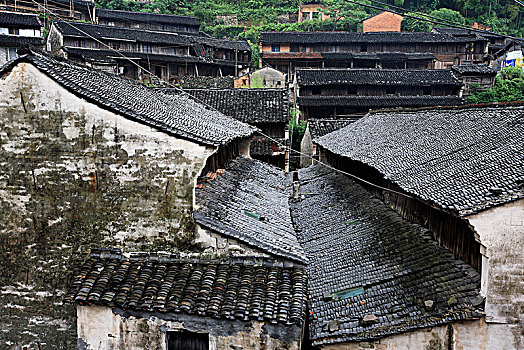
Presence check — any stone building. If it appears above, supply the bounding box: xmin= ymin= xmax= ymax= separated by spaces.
xmin=47 ymin=21 xmax=251 ymax=82
xmin=95 ymin=8 xmax=201 ymax=34
xmin=0 ymin=48 xmax=254 ymax=348
xmin=314 ymin=104 xmax=524 ymax=348
xmin=294 ymin=68 xmax=463 ymax=119
xmin=234 ymin=67 xmax=286 ymax=88
xmin=0 ymin=11 xmax=44 ymax=65
xmin=260 ymin=31 xmax=488 ymax=75
xmin=361 ymin=11 xmax=403 ymax=33
xmin=163 ymin=88 xmax=290 ymax=169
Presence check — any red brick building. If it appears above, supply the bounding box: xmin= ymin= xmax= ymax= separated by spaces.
xmin=362 ymin=11 xmax=403 ymax=33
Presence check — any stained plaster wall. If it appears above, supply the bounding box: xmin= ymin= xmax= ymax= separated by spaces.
xmin=0 ymin=63 xmax=215 ymax=349
xmin=77 ymin=305 xmax=301 ymax=350
xmin=320 ymin=318 xmax=518 ymax=350
xmin=466 ymin=198 xmax=524 ymax=349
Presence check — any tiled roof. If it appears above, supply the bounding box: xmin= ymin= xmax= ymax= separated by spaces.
xmin=170 ymin=88 xmax=289 ymax=124
xmin=64 ymin=47 xmax=201 ymax=64
xmin=260 ymin=31 xmax=480 ymax=44
xmin=321 ymin=52 xmax=436 ymax=60
xmin=290 ymin=165 xmax=483 ymax=345
xmin=54 ymin=21 xmax=192 ymax=46
xmin=298 ymin=95 xmax=463 ymax=108
xmin=308 ymin=118 xmax=358 ymax=139
xmin=452 ymin=63 xmax=496 ymax=75
xmin=250 ymin=136 xmax=283 ymax=156
xmin=0 ymin=11 xmax=41 ymax=28
xmin=196 ymin=35 xmax=251 ymax=51
xmin=64 ymin=248 xmax=307 ymax=326
xmin=315 ymin=105 xmax=524 ymax=216
xmin=296 ymin=68 xmax=461 ymax=86
xmin=194 ymin=157 xmax=307 ymax=263
xmin=0 ymin=34 xmax=44 ymax=47
xmin=96 ymin=8 xmax=200 ymax=26
xmin=1 ymin=48 xmax=254 ymax=146
xmin=433 ymin=26 xmax=501 ymax=39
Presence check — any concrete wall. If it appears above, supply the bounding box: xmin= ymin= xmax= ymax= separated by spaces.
xmin=321 ymin=318 xmax=517 ymax=350
xmin=77 ymin=305 xmax=302 ymax=350
xmin=0 ymin=63 xmax=215 ymax=348
xmin=466 ymin=199 xmax=524 ymax=349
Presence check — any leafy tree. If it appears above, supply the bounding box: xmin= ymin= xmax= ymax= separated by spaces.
xmin=319 ymin=0 xmax=370 ymax=31
xmin=401 ymin=8 xmax=465 ymax=32
xmin=467 ymin=67 xmax=524 ymax=104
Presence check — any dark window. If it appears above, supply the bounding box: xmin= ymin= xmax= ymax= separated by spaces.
xmin=386 ymin=86 xmax=395 ymax=95
xmin=167 ymin=331 xmax=209 ymax=350
xmin=8 ymin=27 xmax=20 ymax=35
xmin=76 ymin=39 xmax=86 ymax=47
xmin=143 ymin=44 xmax=153 ymax=53
xmin=311 ymin=87 xmax=322 ymax=95
xmin=360 ymin=44 xmax=367 ymax=52
xmin=272 ymin=44 xmax=280 ymax=52
xmin=112 ymin=42 xmax=120 ymax=50
xmin=423 ymin=87 xmax=431 ymax=95
xmin=347 ymin=86 xmax=358 ymax=95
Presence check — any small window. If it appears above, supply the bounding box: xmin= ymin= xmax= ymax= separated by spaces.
xmin=8 ymin=27 xmax=20 ymax=35
xmin=76 ymin=39 xmax=86 ymax=47
xmin=423 ymin=87 xmax=431 ymax=95
xmin=272 ymin=44 xmax=280 ymax=52
xmin=108 ymin=21 xmax=115 ymax=26
xmin=361 ymin=44 xmax=367 ymax=52
xmin=311 ymin=87 xmax=322 ymax=95
xmin=112 ymin=42 xmax=120 ymax=50
xmin=167 ymin=331 xmax=209 ymax=350
xmin=386 ymin=86 xmax=395 ymax=95
xmin=7 ymin=47 xmax=17 ymax=60
xmin=143 ymin=44 xmax=153 ymax=53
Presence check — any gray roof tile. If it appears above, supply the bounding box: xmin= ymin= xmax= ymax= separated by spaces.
xmin=315 ymin=106 xmax=524 ymax=215
xmin=290 ymin=165 xmax=483 ymax=345
xmin=194 ymin=157 xmax=307 ymax=263
xmin=2 ymin=48 xmax=254 ymax=146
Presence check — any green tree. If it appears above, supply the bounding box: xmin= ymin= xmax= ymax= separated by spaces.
xmin=467 ymin=67 xmax=524 ymax=104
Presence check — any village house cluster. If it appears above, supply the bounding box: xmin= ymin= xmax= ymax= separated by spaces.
xmin=0 ymin=1 xmax=523 ymax=349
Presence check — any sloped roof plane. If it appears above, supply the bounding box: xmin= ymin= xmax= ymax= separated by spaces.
xmin=291 ymin=165 xmax=483 ymax=345
xmin=65 ymin=249 xmax=307 ymax=325
xmin=0 ymin=48 xmax=255 ymax=146
xmin=315 ymin=106 xmax=524 ymax=215
xmin=194 ymin=157 xmax=307 ymax=263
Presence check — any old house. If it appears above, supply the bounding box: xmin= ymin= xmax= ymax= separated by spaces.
xmin=47 ymin=21 xmax=251 ymax=82
xmin=452 ymin=63 xmax=496 ymax=96
xmin=95 ymin=8 xmax=200 ymax=34
xmin=162 ymin=88 xmax=290 ymax=170
xmin=300 ymin=118 xmax=357 ymax=167
xmin=234 ymin=67 xmax=286 ymax=88
xmin=65 ymin=250 xmax=307 ymax=349
xmin=1 ymin=0 xmax=95 ymax=21
xmin=260 ymin=31 xmax=488 ymax=75
xmin=360 ymin=11 xmax=403 ymax=33
xmin=314 ymin=104 xmax=524 ymax=348
xmin=0 ymin=11 xmax=44 ymax=65
xmin=294 ymin=68 xmax=463 ymax=119
xmin=65 ymin=155 xmax=308 ymax=349
xmin=0 ymin=47 xmax=255 ymax=348
xmin=298 ymin=1 xmax=329 ymax=22
xmin=291 ymin=164 xmax=484 ymax=348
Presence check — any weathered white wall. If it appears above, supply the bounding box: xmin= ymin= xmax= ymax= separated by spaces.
xmin=0 ymin=63 xmax=215 ymax=348
xmin=321 ymin=318 xmax=515 ymax=350
xmin=77 ymin=305 xmax=301 ymax=350
xmin=467 ymin=199 xmax=524 ymax=349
